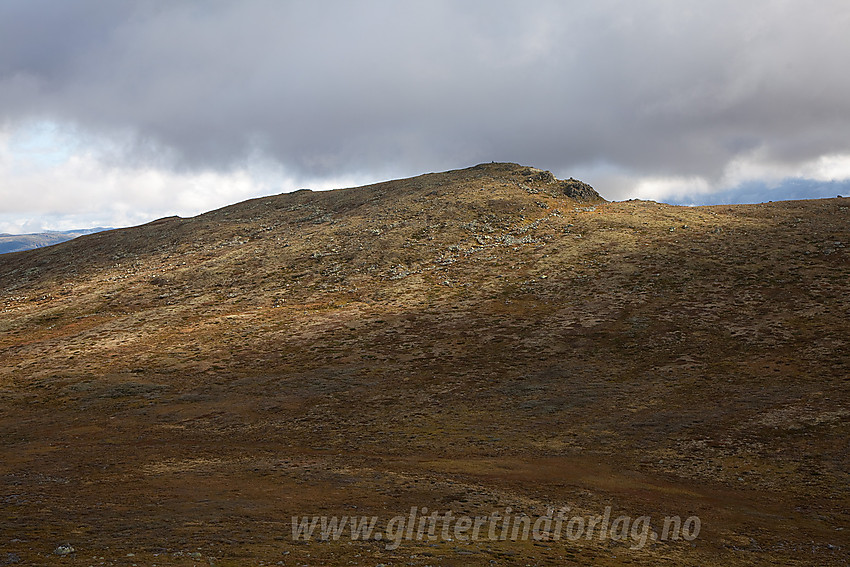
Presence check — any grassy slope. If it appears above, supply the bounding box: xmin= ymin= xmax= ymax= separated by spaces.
xmin=0 ymin=163 xmax=848 ymax=565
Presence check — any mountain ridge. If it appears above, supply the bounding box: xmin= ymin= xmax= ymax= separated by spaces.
xmin=0 ymin=162 xmax=848 ymax=566
xmin=0 ymin=162 xmax=603 ymax=291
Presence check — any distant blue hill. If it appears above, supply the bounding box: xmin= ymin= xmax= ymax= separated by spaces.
xmin=0 ymin=228 xmax=112 ymax=255
xmin=667 ymin=178 xmax=850 ymax=206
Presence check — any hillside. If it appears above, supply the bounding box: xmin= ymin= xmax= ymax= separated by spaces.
xmin=0 ymin=163 xmax=848 ymax=566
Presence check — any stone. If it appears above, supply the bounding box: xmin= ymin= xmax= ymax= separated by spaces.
xmin=54 ymin=544 xmax=75 ymax=556
xmin=559 ymin=178 xmax=602 ymax=201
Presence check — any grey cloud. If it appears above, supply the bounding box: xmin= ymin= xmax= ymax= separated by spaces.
xmin=2 ymin=0 xmax=850 ymax=185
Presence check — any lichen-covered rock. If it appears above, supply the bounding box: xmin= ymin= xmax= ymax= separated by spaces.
xmin=559 ymin=178 xmax=602 ymax=201
xmin=521 ymin=167 xmax=557 ymax=184
xmin=54 ymin=545 xmax=75 ymax=556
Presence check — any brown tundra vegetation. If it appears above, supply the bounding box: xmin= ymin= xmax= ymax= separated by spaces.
xmin=1 ymin=163 xmax=848 ymax=565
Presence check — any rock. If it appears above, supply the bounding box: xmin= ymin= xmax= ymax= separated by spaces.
xmin=54 ymin=544 xmax=75 ymax=556
xmin=518 ymin=167 xmax=556 ymax=184
xmin=559 ymin=178 xmax=602 ymax=201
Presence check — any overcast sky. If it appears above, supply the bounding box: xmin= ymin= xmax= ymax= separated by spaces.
xmin=2 ymin=0 xmax=850 ymax=233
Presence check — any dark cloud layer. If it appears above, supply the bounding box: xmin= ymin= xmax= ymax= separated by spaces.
xmin=2 ymin=0 xmax=850 ymax=193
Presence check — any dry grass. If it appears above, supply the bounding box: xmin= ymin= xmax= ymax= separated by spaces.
xmin=0 ymin=163 xmax=848 ymax=565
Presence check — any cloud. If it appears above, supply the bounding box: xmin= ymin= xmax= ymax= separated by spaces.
xmin=1 ymin=0 xmax=850 ymax=230
xmin=590 ymin=151 xmax=850 ymax=203
xmin=0 ymin=122 xmax=370 ymax=234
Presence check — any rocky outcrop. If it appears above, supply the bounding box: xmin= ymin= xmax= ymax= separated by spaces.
xmin=559 ymin=178 xmax=601 ymax=201
xmin=510 ymin=165 xmax=603 ymax=202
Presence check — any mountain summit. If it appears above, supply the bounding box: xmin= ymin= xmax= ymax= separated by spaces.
xmin=0 ymin=162 xmax=603 ymax=299
xmin=0 ymin=163 xmax=847 ymax=566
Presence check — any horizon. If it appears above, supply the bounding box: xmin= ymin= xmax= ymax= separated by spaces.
xmin=2 ymin=162 xmax=849 ymax=236
xmin=2 ymin=1 xmax=850 ymax=233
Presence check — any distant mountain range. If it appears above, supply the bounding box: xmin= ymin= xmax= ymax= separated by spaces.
xmin=0 ymin=227 xmax=111 ymax=254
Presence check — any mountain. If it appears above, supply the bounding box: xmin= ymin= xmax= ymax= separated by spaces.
xmin=0 ymin=227 xmax=111 ymax=255
xmin=0 ymin=163 xmax=847 ymax=565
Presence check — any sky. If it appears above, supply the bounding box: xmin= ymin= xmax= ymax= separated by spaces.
xmin=2 ymin=0 xmax=850 ymax=234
